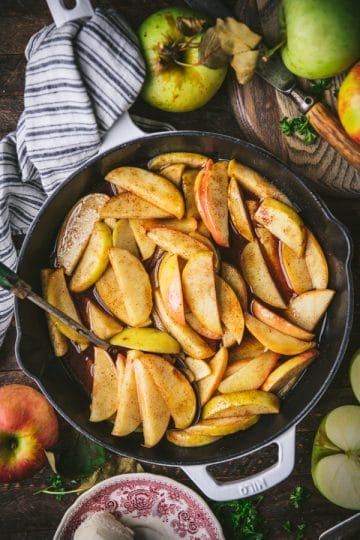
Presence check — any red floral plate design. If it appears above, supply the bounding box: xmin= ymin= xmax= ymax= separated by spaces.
xmin=54 ymin=473 xmax=225 ymax=539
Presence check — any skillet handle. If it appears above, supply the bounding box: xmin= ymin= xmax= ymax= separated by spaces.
xmin=99 ymin=112 xmax=146 ymax=153
xmin=46 ymin=0 xmax=94 ymax=28
xmin=182 ymin=426 xmax=296 ymax=501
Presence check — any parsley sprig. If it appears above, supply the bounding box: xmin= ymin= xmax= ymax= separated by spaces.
xmin=309 ymin=78 xmax=332 ymax=101
xmin=290 ymin=486 xmax=307 ymax=510
xmin=280 ymin=116 xmax=318 ymax=145
xmin=213 ymin=496 xmax=268 ymax=539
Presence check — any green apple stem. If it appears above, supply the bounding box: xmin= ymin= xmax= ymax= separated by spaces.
xmin=261 ymin=40 xmax=286 ymax=62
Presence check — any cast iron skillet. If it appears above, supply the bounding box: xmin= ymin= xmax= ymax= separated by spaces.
xmin=15 ymin=124 xmax=353 ymax=500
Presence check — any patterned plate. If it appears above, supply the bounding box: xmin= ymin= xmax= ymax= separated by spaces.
xmin=54 ymin=473 xmax=225 ymax=539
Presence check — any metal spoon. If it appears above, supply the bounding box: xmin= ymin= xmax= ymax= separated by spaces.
xmin=0 ymin=261 xmax=110 ymax=350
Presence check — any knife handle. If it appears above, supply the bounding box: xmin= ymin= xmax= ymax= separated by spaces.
xmin=306 ymin=102 xmax=360 ymax=171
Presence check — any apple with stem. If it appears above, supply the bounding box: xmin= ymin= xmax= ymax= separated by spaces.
xmin=138 ymin=7 xmax=227 ymax=112
xmin=0 ymin=385 xmax=59 ymax=482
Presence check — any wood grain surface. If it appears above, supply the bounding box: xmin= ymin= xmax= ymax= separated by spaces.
xmin=229 ymin=0 xmax=360 ymax=197
xmin=0 ymin=1 xmax=359 ymax=539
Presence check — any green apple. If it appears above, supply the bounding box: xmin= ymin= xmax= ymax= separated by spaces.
xmin=350 ymin=348 xmax=360 ymax=402
xmin=281 ymin=0 xmax=360 ymax=79
xmin=338 ymin=63 xmax=360 ymax=145
xmin=311 ymin=405 xmax=360 ymax=509
xmin=138 ymin=7 xmax=227 ymax=112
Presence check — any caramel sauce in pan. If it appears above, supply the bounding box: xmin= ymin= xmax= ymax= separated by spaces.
xmin=52 ymin=168 xmax=301 ymax=395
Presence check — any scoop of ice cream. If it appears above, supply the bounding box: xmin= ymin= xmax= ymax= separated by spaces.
xmin=74 ymin=511 xmax=134 ymax=540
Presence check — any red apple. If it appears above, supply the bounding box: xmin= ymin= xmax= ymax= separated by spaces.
xmin=0 ymin=384 xmax=59 ymax=482
xmin=338 ymin=62 xmax=360 ymax=144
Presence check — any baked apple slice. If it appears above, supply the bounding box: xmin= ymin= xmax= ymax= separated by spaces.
xmin=147 ymin=227 xmax=211 ymax=261
xmin=148 ymin=151 xmax=208 ymax=170
xmin=158 ymin=253 xmax=186 ymax=325
xmin=96 ymin=267 xmax=131 ymax=326
xmin=198 ymin=347 xmax=228 ymax=406
xmin=86 ymin=300 xmax=123 ymax=340
xmin=188 ymin=232 xmax=220 ymax=271
xmin=256 ymin=227 xmax=289 ymax=295
xmin=305 ymin=230 xmax=329 ymax=289
xmin=218 ymin=351 xmax=280 ymax=393
xmin=228 ymin=333 xmax=265 ymax=362
xmin=202 ymin=390 xmax=280 ymax=419
xmin=182 ymin=169 xmax=200 ymax=219
xmin=262 ymin=349 xmax=319 ymax=393
xmin=194 ymin=160 xmax=229 ymax=247
xmin=112 ymin=219 xmax=139 ymax=258
xmin=128 ymin=219 xmax=156 ymax=260
xmin=185 ymin=312 xmax=221 ymax=340
xmin=281 ymin=242 xmax=313 ymax=295
xmin=252 ymin=300 xmax=315 ymax=341
xmin=70 ymin=221 xmax=112 ymax=293
xmin=41 ymin=269 xmax=68 ymax=357
xmin=56 ymin=193 xmax=109 ymax=275
xmin=112 ymin=351 xmax=141 ymax=436
xmin=285 ymin=289 xmax=335 ymax=331
xmin=228 ymin=160 xmax=292 ymax=206
xmin=141 ymin=217 xmax=197 ymax=234
xmin=182 ymin=251 xmax=222 ymax=336
xmin=255 ymin=198 xmax=306 ymax=257
xmin=159 ymin=163 xmax=185 ymax=186
xmin=133 ymin=357 xmax=170 ymax=448
xmin=216 ymin=276 xmax=244 ymax=344
xmin=221 ymin=262 xmax=248 ymax=311
xmin=245 ymin=313 xmax=316 ymax=355
xmin=105 ymin=167 xmax=185 ymax=219
xmin=170 ymin=415 xmax=259 ymax=439
xmin=109 ymin=248 xmax=152 ymax=327
xmin=184 ymin=357 xmax=211 ymax=381
xmin=110 ymin=327 xmax=180 ymax=354
xmin=228 ymin=177 xmax=254 ymax=241
xmin=90 ymin=348 xmax=118 ymax=422
xmin=240 ymin=239 xmax=287 ymax=309
xmin=143 ymin=354 xmax=196 ymax=429
xmin=101 ymin=192 xmax=172 ymax=219
xmin=167 ymin=430 xmax=221 ymax=447
xmin=155 ymin=290 xmax=213 ymax=359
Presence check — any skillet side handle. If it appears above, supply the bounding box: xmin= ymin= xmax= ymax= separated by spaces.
xmin=182 ymin=427 xmax=296 ymax=501
xmin=99 ymin=112 xmax=146 ymax=153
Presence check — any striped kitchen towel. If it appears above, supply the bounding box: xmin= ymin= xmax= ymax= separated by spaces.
xmin=0 ymin=8 xmax=146 ymax=347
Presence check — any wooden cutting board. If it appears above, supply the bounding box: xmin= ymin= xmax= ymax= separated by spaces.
xmin=229 ymin=0 xmax=360 ymax=197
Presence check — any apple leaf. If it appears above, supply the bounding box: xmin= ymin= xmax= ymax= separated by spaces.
xmin=53 ymin=430 xmax=106 ymax=479
xmin=198 ymin=27 xmax=230 ymax=69
xmin=231 ymin=50 xmax=259 ymax=84
xmin=215 ymin=17 xmax=261 ymax=55
xmin=78 ymin=455 xmax=144 ymax=493
xmin=176 ymin=16 xmax=208 ymax=37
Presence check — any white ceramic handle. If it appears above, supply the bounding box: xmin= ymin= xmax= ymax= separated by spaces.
xmin=46 ymin=0 xmax=94 ymax=28
xmin=99 ymin=112 xmax=146 ymax=153
xmin=182 ymin=426 xmax=296 ymax=501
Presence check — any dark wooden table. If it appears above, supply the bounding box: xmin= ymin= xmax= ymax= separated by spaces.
xmin=0 ymin=1 xmax=359 ymax=538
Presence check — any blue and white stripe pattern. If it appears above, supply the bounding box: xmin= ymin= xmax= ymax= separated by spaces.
xmin=0 ymin=8 xmax=145 ymax=346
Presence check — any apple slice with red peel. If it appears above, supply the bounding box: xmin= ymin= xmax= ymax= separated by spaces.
xmin=155 ymin=289 xmax=213 ymax=359
xmin=221 ymin=262 xmax=248 ymax=311
xmin=195 ymin=160 xmax=229 ymax=247
xmin=262 ymin=349 xmax=319 ymax=393
xmin=148 ymin=152 xmax=208 ymax=170
xmin=41 ymin=269 xmax=68 ymax=357
xmin=159 ymin=163 xmax=185 ymax=186
xmin=305 ymin=230 xmax=329 ymax=289
xmin=0 ymin=384 xmax=59 ymax=482
xmin=112 ymin=219 xmax=139 ymax=258
xmin=105 ymin=167 xmax=185 ymax=219
xmin=143 ymin=354 xmax=196 ymax=429
xmin=109 ymin=248 xmax=152 ymax=327
xmin=182 ymin=169 xmax=200 ymax=219
xmin=202 ymin=390 xmax=280 ymax=419
xmin=56 ymin=193 xmax=109 ymax=275
xmin=285 ymin=289 xmax=335 ymax=331
xmin=218 ymin=351 xmax=280 ymax=393
xmin=185 ymin=311 xmax=222 ymax=340
xmin=133 ymin=357 xmax=170 ymax=448
xmin=245 ymin=313 xmax=316 ymax=355
xmin=350 ymin=349 xmax=360 ymax=403
xmin=228 ymin=160 xmax=292 ymax=206
xmin=90 ymin=348 xmax=118 ymax=422
xmin=112 ymin=351 xmax=141 ymax=436
xmin=229 ymin=334 xmax=265 ymax=362
xmin=184 ymin=357 xmax=212 ymax=381
xmin=47 ymin=268 xmax=88 ymax=346
xmin=147 ymin=227 xmax=211 ymax=260
xmin=86 ymin=300 xmax=123 ymax=340
xmin=198 ymin=347 xmax=228 ymax=406
xmin=255 ymin=198 xmax=306 ymax=257
xmin=167 ymin=430 xmax=221 ymax=447
xmin=252 ymin=300 xmax=315 ymax=341
xmin=311 ymin=405 xmax=360 ymax=510
xmin=101 ymin=192 xmax=172 ymax=220
xmin=110 ymin=327 xmax=180 ymax=354
xmin=70 ymin=221 xmax=112 ymax=293
xmin=159 ymin=253 xmax=186 ymax=325
xmin=281 ymin=242 xmax=313 ymax=295
xmin=167 ymin=415 xmax=258 ymax=446
xmin=240 ymin=239 xmax=287 ymax=309
xmin=182 ymin=251 xmax=222 ymax=336
xmin=216 ymin=276 xmax=245 ymax=345
xmin=228 ymin=177 xmax=255 ymax=241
